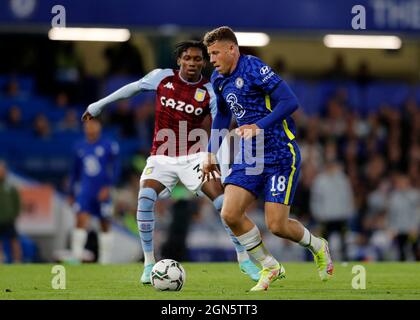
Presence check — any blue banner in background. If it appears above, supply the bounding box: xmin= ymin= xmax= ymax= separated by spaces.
xmin=1 ymin=0 xmax=420 ymax=33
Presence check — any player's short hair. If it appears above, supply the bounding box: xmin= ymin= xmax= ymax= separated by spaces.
xmin=203 ymin=26 xmax=238 ymax=47
xmin=174 ymin=40 xmax=208 ymax=61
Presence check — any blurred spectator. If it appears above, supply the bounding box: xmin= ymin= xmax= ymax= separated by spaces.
xmin=354 ymin=61 xmax=373 ymax=86
xmin=299 ymin=117 xmax=324 ymax=170
xmin=322 ymin=98 xmax=347 ymax=139
xmin=408 ymin=143 xmax=420 ymax=188
xmin=364 ymin=155 xmax=387 ymax=192
xmin=310 ymin=159 xmax=355 ymax=261
xmin=3 ymin=79 xmax=21 ymax=98
xmin=6 ymin=105 xmax=24 ymax=130
xmin=57 ymin=109 xmax=81 ymax=132
xmin=134 ymin=100 xmax=155 ymax=152
xmin=54 ymin=42 xmax=85 ymax=103
xmin=388 ymin=173 xmax=420 ymax=261
xmin=294 ymin=163 xmax=318 ymax=224
xmin=32 ymin=114 xmax=52 ymax=139
xmin=363 ymin=179 xmax=392 ymax=260
xmin=0 ymin=160 xmax=22 ymax=263
xmin=108 ymin=101 xmax=137 ymax=138
xmin=323 ymin=53 xmax=349 ymax=80
xmin=104 ymin=39 xmax=145 ymax=76
xmin=114 ymin=172 xmax=139 ymax=235
xmin=55 ymin=91 xmax=71 ymax=109
xmin=272 ymin=57 xmax=293 ymax=82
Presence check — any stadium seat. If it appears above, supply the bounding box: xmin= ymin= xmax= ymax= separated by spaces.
xmin=0 ymin=74 xmax=35 ymax=95
xmin=365 ymin=82 xmax=413 ymax=112
xmin=104 ymin=76 xmax=155 ymax=109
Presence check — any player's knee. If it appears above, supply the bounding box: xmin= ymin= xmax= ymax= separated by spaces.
xmin=137 ymin=188 xmax=157 ymax=215
xmin=137 ymin=188 xmax=157 ymax=218
xmin=267 ymin=221 xmax=289 ymax=238
xmin=221 ymin=208 xmax=241 ymax=227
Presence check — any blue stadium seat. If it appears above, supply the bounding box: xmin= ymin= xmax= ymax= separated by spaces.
xmin=0 ymin=75 xmax=35 ymax=95
xmin=104 ymin=76 xmax=154 ymax=109
xmin=365 ymin=82 xmax=413 ymax=113
xmin=0 ymin=96 xmax=54 ymax=124
xmin=288 ymin=80 xmax=319 ymax=115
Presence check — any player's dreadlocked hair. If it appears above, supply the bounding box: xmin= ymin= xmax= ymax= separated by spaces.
xmin=203 ymin=26 xmax=238 ymax=47
xmin=174 ymin=40 xmax=209 ymax=61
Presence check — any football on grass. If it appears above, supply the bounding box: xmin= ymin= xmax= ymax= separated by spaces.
xmin=150 ymin=259 xmax=186 ymax=291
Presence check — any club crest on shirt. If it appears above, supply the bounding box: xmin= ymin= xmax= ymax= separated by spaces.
xmin=235 ymin=77 xmax=244 ymax=89
xmin=194 ymin=88 xmax=206 ymax=102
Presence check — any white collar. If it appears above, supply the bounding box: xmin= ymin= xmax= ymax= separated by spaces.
xmin=178 ymin=71 xmax=202 ymax=85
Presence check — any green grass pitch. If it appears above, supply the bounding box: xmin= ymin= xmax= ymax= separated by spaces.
xmin=0 ymin=262 xmax=419 ymax=300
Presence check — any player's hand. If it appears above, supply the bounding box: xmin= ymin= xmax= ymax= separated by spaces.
xmin=81 ymin=110 xmax=94 ymax=121
xmin=98 ymin=186 xmax=111 ymax=201
xmin=201 ymin=153 xmax=221 ymax=183
xmin=235 ymin=124 xmax=262 ymax=140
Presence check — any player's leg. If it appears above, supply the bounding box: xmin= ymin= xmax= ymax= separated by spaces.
xmin=222 ymin=184 xmax=285 ymax=291
xmin=71 ymin=208 xmax=90 ymax=262
xmin=10 ymin=234 xmax=22 ymax=263
xmin=201 ymin=179 xmax=260 ymax=282
xmin=97 ymin=201 xmax=114 ymax=265
xmin=265 ymin=202 xmax=333 ymax=281
xmin=264 ymin=141 xmax=333 ymax=281
xmin=137 ymin=179 xmax=165 ymax=283
xmin=138 ymin=155 xmax=178 ymax=284
xmin=2 ymin=225 xmax=21 ymax=263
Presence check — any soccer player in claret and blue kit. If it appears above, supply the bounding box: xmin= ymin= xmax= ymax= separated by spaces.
xmin=202 ymin=26 xmax=334 ymax=291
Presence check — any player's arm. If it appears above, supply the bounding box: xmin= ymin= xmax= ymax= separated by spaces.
xmin=82 ymin=68 xmax=169 ymax=121
xmin=237 ymin=82 xmax=298 ymax=139
xmin=254 ymin=81 xmax=298 ymax=130
xmin=236 ymin=58 xmax=298 ymax=139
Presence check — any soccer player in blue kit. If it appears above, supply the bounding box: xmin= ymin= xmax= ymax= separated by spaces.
xmin=68 ymin=118 xmax=120 ymax=264
xmin=202 ymin=26 xmax=334 ymax=291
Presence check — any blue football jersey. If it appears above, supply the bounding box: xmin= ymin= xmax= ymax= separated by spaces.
xmin=69 ymin=137 xmax=120 ymax=197
xmin=211 ymin=55 xmax=298 ymax=164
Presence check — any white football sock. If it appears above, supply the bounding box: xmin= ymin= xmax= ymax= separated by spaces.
xmin=299 ymin=227 xmax=323 ymax=253
xmin=71 ymin=228 xmax=87 ymax=260
xmin=98 ymin=232 xmax=113 ymax=264
xmin=236 ymin=225 xmax=278 ymax=268
xmin=236 ymin=251 xmax=249 ymax=263
xmin=143 ymin=251 xmax=155 ymax=266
